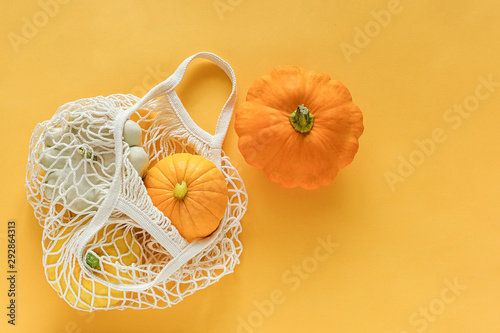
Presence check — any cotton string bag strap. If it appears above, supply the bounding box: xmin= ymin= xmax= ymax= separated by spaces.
xmin=74 ymin=52 xmax=237 ymax=292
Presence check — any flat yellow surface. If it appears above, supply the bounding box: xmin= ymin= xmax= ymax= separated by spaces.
xmin=1 ymin=0 xmax=499 ymax=332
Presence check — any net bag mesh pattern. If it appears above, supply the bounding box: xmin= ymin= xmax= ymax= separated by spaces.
xmin=25 ymin=53 xmax=248 ymax=311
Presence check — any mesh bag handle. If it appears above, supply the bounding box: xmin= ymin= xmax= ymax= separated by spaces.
xmin=74 ymin=52 xmax=238 ymax=292
xmin=118 ymin=51 xmax=237 ymax=167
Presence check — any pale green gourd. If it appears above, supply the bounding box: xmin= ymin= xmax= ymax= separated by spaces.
xmin=40 ymin=118 xmax=148 ymax=213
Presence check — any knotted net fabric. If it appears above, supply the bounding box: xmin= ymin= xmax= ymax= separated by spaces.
xmin=25 ymin=52 xmax=248 ymax=311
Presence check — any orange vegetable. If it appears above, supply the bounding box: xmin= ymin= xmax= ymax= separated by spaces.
xmin=235 ymin=66 xmax=364 ymax=189
xmin=144 ymin=153 xmax=228 ymax=242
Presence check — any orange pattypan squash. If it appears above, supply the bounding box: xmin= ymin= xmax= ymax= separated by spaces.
xmin=235 ymin=66 xmax=364 ymax=189
xmin=144 ymin=153 xmax=228 ymax=242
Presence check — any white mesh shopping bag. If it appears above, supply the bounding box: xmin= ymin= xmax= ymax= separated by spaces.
xmin=25 ymin=52 xmax=248 ymax=311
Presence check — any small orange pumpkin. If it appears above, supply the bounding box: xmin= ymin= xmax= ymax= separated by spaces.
xmin=144 ymin=153 xmax=228 ymax=242
xmin=235 ymin=66 xmax=364 ymax=189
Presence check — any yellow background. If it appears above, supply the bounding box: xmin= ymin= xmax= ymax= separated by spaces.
xmin=1 ymin=0 xmax=499 ymax=332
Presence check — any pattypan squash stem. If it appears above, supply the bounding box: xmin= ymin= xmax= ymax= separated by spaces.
xmin=86 ymin=252 xmax=100 ymax=269
xmin=78 ymin=146 xmax=96 ymax=160
xmin=289 ymin=104 xmax=314 ymax=133
xmin=173 ymin=180 xmax=188 ymax=199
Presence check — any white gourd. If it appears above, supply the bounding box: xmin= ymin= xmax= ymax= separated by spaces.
xmin=128 ymin=146 xmax=148 ymax=177
xmin=123 ymin=120 xmax=142 ymax=147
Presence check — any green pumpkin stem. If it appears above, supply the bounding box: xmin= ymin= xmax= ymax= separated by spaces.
xmin=173 ymin=180 xmax=188 ymax=199
xmin=289 ymin=104 xmax=314 ymax=133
